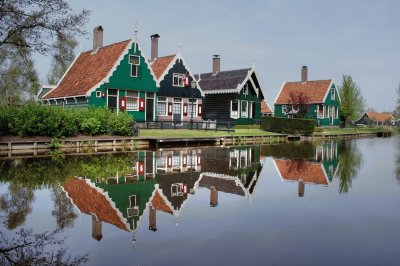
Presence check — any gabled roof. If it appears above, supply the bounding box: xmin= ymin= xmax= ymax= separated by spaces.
xmin=151 ymin=190 xmax=173 ymax=214
xmin=274 ymin=79 xmax=334 ymax=104
xmin=365 ymin=112 xmax=394 ymax=122
xmin=44 ymin=40 xmax=131 ymax=99
xmin=63 ymin=178 xmax=128 ymax=231
xmin=195 ymin=66 xmax=263 ymax=98
xmin=261 ymin=100 xmax=273 ymax=114
xmin=273 ymin=159 xmax=328 ymax=186
xmin=150 ymin=55 xmax=175 ymax=80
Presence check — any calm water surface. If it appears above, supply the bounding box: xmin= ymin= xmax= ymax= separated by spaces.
xmin=1 ymin=136 xmax=400 ymax=266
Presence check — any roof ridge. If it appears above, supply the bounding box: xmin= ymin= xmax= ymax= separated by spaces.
xmin=196 ymin=67 xmax=252 ymax=76
xmin=82 ymin=39 xmax=131 ymax=54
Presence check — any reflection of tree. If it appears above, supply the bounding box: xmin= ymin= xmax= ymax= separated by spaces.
xmin=395 ymin=137 xmax=400 ymax=183
xmin=0 ymin=228 xmax=88 ymax=265
xmin=0 ymin=183 xmax=34 ymax=229
xmin=337 ymin=141 xmax=364 ymax=193
xmin=51 ymin=185 xmax=77 ymax=229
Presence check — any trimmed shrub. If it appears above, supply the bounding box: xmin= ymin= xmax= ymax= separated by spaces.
xmin=107 ymin=111 xmax=134 ymax=136
xmin=261 ymin=116 xmax=315 ymax=135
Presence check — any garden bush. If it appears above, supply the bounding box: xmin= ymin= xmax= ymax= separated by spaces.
xmin=261 ymin=116 xmax=315 ymax=135
xmin=0 ymin=105 xmax=134 ymax=137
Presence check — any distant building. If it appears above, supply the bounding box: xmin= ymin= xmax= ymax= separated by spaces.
xmin=355 ymin=112 xmax=394 ymax=126
xmin=260 ymin=100 xmax=273 ymax=117
xmin=274 ymin=66 xmax=341 ymax=127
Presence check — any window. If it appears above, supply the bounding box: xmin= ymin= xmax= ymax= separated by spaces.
xmin=318 ymin=104 xmax=324 ymax=118
xmin=173 ymin=73 xmax=185 ymax=87
xmin=107 ymin=89 xmax=118 ymax=111
xmin=96 ymin=91 xmax=102 ymax=98
xmin=171 ymin=183 xmax=185 ymax=197
xmin=188 ymin=99 xmax=197 ymax=117
xmin=282 ymin=105 xmax=287 ymax=113
xmin=323 ymin=105 xmax=328 ymax=118
xmin=129 ymin=55 xmax=140 ymax=77
xmin=241 ymin=101 xmax=248 ymax=117
xmin=243 ymin=84 xmax=249 ymax=95
xmin=331 ymin=88 xmax=335 ymax=100
xmin=126 ymin=91 xmax=139 ymax=110
xmin=157 ymin=97 xmax=167 ymax=116
xmin=231 ymin=100 xmax=239 ymax=118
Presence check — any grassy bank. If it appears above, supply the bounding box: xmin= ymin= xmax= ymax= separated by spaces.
xmin=313 ymin=127 xmax=394 ymax=136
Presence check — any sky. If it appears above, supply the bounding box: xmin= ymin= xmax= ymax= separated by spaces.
xmin=35 ymin=0 xmax=400 ymax=111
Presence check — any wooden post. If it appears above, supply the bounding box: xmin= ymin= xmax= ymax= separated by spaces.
xmin=298 ymin=179 xmax=305 ymax=197
xmin=149 ymin=207 xmax=157 ymax=232
xmin=210 ymin=186 xmax=218 ymax=207
xmin=92 ymin=215 xmax=103 ymax=241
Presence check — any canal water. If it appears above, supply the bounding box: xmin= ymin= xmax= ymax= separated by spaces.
xmin=1 ymin=136 xmax=400 ymax=266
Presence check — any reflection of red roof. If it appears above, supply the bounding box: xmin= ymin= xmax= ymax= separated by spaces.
xmin=151 ymin=191 xmax=173 ymax=214
xmin=261 ymin=100 xmax=273 ymax=113
xmin=44 ymin=40 xmax=130 ymax=98
xmin=274 ymin=159 xmax=328 ymax=185
xmin=275 ymin=80 xmax=332 ymax=104
xmin=150 ymin=55 xmax=175 ymax=80
xmin=365 ymin=112 xmax=394 ymax=122
xmin=63 ymin=178 xmax=127 ymax=230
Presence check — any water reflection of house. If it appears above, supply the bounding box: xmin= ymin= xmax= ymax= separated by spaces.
xmin=197 ymin=147 xmax=263 ymax=205
xmin=155 ymin=149 xmax=202 ymax=174
xmin=314 ymin=141 xmax=339 ymax=181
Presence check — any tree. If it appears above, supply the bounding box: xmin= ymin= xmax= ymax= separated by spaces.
xmin=287 ymin=89 xmax=311 ymax=118
xmin=0 ymin=0 xmax=89 ymax=55
xmin=47 ymin=33 xmax=77 ymax=84
xmin=395 ymin=83 xmax=400 ymax=117
xmin=339 ymin=75 xmax=366 ymax=124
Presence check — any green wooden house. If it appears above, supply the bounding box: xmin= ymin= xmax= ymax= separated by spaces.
xmin=40 ymin=26 xmax=158 ymax=122
xmin=194 ymin=56 xmax=265 ymax=125
xmin=274 ymin=66 xmax=341 ymax=126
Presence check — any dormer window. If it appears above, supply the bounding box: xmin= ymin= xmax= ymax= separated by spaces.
xmin=129 ymin=55 xmax=140 ymax=77
xmin=173 ymin=73 xmax=185 ymax=87
xmin=331 ymin=88 xmax=335 ymax=100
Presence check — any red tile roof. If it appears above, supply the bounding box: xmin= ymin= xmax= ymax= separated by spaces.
xmin=151 ymin=191 xmax=173 ymax=214
xmin=150 ymin=55 xmax=175 ymax=80
xmin=261 ymin=100 xmax=273 ymax=113
xmin=63 ymin=178 xmax=127 ymax=230
xmin=44 ymin=40 xmax=131 ymax=99
xmin=274 ymin=159 xmax=328 ymax=185
xmin=275 ymin=80 xmax=332 ymax=104
xmin=366 ymin=112 xmax=394 ymax=122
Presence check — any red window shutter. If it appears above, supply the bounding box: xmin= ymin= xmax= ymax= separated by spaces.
xmin=183 ymin=103 xmax=188 ymax=116
xmin=168 ymin=103 xmax=173 ymax=115
xmin=120 ymin=96 xmax=127 ymax=111
xmin=182 ymin=155 xmax=187 ymax=167
xmin=139 ymin=98 xmax=145 ymax=111
xmin=198 ymin=104 xmax=202 ymax=116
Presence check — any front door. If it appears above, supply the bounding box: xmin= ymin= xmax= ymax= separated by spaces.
xmin=146 ymin=99 xmax=154 ymax=121
xmin=329 ymin=106 xmax=334 ymax=124
xmin=173 ymin=98 xmax=182 ymax=124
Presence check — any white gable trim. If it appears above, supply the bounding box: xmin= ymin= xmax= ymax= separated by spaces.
xmin=86 ymin=39 xmax=159 ymax=97
xmin=274 ymin=82 xmax=287 ymax=104
xmin=236 ymin=65 xmax=256 ymax=95
xmin=37 ymin=85 xmax=57 ymax=100
xmin=322 ymin=80 xmax=341 ymax=104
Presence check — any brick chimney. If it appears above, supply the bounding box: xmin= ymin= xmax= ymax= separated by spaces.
xmin=93 ymin=26 xmax=103 ymax=51
xmin=301 ymin=66 xmax=308 ymax=83
xmin=150 ymin=34 xmax=160 ymax=61
xmin=212 ymin=55 xmax=220 ymax=74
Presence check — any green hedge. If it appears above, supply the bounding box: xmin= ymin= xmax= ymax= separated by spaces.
xmin=0 ymin=105 xmax=134 ymax=137
xmin=261 ymin=116 xmax=315 ymax=135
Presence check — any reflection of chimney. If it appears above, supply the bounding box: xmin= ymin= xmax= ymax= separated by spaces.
xmin=149 ymin=207 xmax=157 ymax=232
xmin=92 ymin=215 xmax=103 ymax=241
xmin=298 ymin=179 xmax=305 ymax=197
xmin=212 ymin=55 xmax=220 ymax=74
xmin=301 ymin=66 xmax=308 ymax=83
xmin=210 ymin=186 xmax=218 ymax=207
xmin=150 ymin=34 xmax=160 ymax=61
xmin=93 ymin=26 xmax=103 ymax=51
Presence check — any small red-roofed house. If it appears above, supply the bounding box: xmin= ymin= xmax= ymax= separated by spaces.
xmin=261 ymin=100 xmax=273 ymax=117
xmin=274 ymin=66 xmax=341 ymax=126
xmin=355 ymin=111 xmax=394 ymax=126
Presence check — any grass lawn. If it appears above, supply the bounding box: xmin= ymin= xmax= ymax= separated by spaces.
xmin=313 ymin=127 xmax=394 ymax=136
xmin=139 ymin=129 xmax=279 ymax=138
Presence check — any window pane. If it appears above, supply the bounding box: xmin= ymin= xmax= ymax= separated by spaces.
xmin=126 ymin=97 xmax=138 ymax=110
xmin=131 ymin=65 xmax=138 ymax=76
xmin=157 ymin=102 xmax=166 ymax=115
xmin=129 ymin=55 xmax=140 ymax=65
xmin=108 ymin=89 xmax=118 ymax=96
xmin=127 ymin=91 xmax=138 ymax=97
xmin=173 ymin=74 xmax=179 ymax=86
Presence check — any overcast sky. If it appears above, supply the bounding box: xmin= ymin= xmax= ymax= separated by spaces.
xmin=36 ymin=0 xmax=400 ymax=111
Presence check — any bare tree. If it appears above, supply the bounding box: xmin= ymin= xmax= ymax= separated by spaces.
xmin=287 ymin=89 xmax=311 ymax=118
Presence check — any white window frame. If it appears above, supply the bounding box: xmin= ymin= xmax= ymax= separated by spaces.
xmin=231 ymin=100 xmax=239 ymax=118
xmin=129 ymin=55 xmax=140 ymax=77
xmin=249 ymin=102 xmax=253 ymax=118
xmin=241 ymin=100 xmax=248 ymax=118
xmin=317 ymin=104 xmax=324 ymax=118
xmin=96 ymin=91 xmax=102 ymax=98
xmin=157 ymin=97 xmax=167 ymax=116
xmin=282 ymin=105 xmax=287 ymax=114
xmin=331 ymin=88 xmax=335 ymax=100
xmin=126 ymin=90 xmax=139 ymax=111
xmin=172 ymin=73 xmax=185 ymax=87
xmin=188 ymin=98 xmax=198 ymax=117
xmin=243 ymin=84 xmax=249 ymax=95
